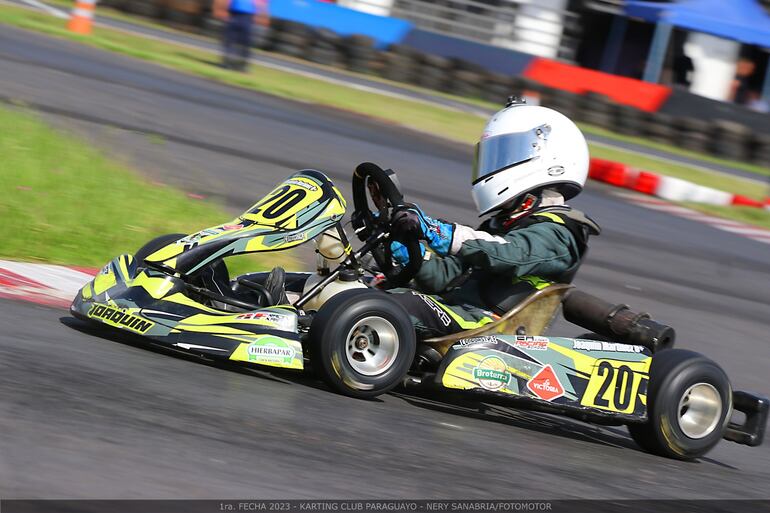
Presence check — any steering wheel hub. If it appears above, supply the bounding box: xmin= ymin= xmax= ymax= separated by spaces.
xmin=351 ymin=162 xmax=424 ymax=288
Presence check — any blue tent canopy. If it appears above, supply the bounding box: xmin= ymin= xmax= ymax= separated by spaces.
xmin=624 ymin=0 xmax=770 ymax=48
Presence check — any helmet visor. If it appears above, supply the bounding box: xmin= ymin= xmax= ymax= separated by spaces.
xmin=472 ymin=125 xmax=549 ymax=184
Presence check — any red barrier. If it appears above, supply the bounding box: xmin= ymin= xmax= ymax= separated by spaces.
xmin=731 ymin=195 xmax=765 ymax=208
xmin=523 ymin=59 xmax=672 ymax=112
xmin=588 ymin=158 xmax=611 ymax=180
xmin=604 ymin=162 xmax=630 ymax=187
xmin=632 ymin=171 xmax=662 ymax=195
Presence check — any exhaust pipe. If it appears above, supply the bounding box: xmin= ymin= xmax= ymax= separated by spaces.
xmin=563 ymin=290 xmax=675 ymax=353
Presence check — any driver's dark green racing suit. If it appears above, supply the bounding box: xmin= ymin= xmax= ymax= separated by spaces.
xmin=388 ymin=205 xmax=599 ymax=339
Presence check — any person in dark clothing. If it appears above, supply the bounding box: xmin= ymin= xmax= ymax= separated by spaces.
xmin=212 ymin=0 xmax=268 ymax=71
xmin=386 ymin=103 xmax=599 ymax=339
xmin=732 ymin=58 xmax=757 ymax=105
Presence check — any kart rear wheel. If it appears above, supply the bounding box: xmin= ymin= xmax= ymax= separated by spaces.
xmin=628 ymin=349 xmax=731 ymax=460
xmin=134 ymin=233 xmax=185 ymax=267
xmin=309 ymin=289 xmax=416 ymax=399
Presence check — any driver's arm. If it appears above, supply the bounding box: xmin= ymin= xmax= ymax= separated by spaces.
xmin=414 ymin=222 xmax=578 ymax=293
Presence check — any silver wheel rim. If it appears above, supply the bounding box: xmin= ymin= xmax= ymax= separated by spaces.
xmin=677 ymin=383 xmax=722 ymax=439
xmin=345 ymin=316 xmax=400 ymax=376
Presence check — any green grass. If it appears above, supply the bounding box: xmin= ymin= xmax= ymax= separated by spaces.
xmin=0 ymin=104 xmax=292 ymax=272
xmin=1 ymin=3 xmax=769 ymax=229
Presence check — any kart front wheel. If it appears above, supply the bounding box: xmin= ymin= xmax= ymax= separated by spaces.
xmin=628 ymin=349 xmax=731 ymax=460
xmin=309 ymin=289 xmax=416 ymax=399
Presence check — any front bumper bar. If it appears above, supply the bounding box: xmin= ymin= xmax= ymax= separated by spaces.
xmin=723 ymin=391 xmax=768 ymax=447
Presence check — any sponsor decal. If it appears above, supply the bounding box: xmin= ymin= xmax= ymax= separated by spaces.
xmin=100 ymin=264 xmax=111 ymax=275
xmin=454 ymin=336 xmax=499 ymax=348
xmin=284 ymin=233 xmax=306 ymax=243
xmin=183 ymin=224 xmax=241 ymax=243
xmin=572 ymin=339 xmax=646 ymax=353
xmin=473 ymin=356 xmax=511 ymax=391
xmin=526 ymin=364 xmax=564 ymax=401
xmin=547 ymin=165 xmax=565 ymax=176
xmin=513 ymin=335 xmax=549 ymax=351
xmin=87 ymin=304 xmax=154 ymax=334
xmin=411 ymin=291 xmax=451 ymax=327
xmin=285 ymin=179 xmax=318 ymax=191
xmin=237 ymin=312 xmax=294 ymax=330
xmin=247 ymin=336 xmax=296 ymax=365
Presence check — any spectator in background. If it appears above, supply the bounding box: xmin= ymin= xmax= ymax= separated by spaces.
xmin=731 ymin=57 xmax=757 ymax=106
xmin=213 ymin=0 xmax=269 ymax=71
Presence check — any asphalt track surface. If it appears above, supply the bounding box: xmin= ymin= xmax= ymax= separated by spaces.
xmin=1 ymin=26 xmax=769 ymax=500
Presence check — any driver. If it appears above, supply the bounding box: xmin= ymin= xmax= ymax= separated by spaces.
xmin=386 ymin=101 xmax=600 ymax=339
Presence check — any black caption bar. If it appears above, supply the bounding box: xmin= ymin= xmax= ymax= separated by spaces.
xmin=2 ymin=500 xmax=769 ymax=513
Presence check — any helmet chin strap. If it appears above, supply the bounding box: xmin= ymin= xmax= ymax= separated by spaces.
xmin=497 ymin=193 xmax=541 ymax=229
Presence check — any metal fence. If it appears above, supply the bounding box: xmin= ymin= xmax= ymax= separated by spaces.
xmin=389 ymin=0 xmax=580 ymax=60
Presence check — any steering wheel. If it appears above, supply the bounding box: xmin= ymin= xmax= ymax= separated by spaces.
xmin=351 ymin=162 xmax=423 ymax=288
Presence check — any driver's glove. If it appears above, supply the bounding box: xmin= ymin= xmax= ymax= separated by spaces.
xmin=392 ymin=205 xmax=454 ymax=257
xmin=390 ymin=241 xmax=425 ymax=265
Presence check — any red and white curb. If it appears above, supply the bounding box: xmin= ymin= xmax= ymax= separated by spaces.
xmin=0 ymin=260 xmax=96 ymax=308
xmin=589 ymin=158 xmax=770 ymax=210
xmin=615 ymin=192 xmax=770 ymax=245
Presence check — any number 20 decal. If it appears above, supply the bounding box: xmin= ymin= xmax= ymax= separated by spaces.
xmin=581 ymin=359 xmax=650 ymax=414
xmin=247 ymin=185 xmax=312 ymax=228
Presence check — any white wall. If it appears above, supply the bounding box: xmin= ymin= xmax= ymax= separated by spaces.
xmin=338 ymin=0 xmax=394 ymax=17
xmin=684 ymin=32 xmax=740 ymax=101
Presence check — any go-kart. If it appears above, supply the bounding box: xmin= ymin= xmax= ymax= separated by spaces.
xmin=70 ymin=163 xmax=768 ymax=460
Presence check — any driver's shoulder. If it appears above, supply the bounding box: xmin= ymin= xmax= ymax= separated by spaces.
xmin=525 ymin=206 xmax=601 ymax=236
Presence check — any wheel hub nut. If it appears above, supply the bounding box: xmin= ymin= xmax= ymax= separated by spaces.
xmin=355 ymin=336 xmax=369 ymax=350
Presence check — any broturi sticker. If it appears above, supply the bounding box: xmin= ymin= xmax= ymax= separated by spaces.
xmin=473 ymin=356 xmax=511 ymax=391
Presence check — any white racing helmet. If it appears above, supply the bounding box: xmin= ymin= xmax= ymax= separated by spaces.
xmin=471 ymin=103 xmax=589 ymax=215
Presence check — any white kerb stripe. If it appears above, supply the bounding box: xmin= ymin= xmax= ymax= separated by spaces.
xmin=72 ymin=7 xmax=93 ymax=17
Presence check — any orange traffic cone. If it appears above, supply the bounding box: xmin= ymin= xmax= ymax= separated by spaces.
xmin=67 ymin=0 xmax=95 ymax=34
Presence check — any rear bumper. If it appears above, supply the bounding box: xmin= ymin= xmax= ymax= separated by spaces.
xmin=724 ymin=391 xmax=768 ymax=447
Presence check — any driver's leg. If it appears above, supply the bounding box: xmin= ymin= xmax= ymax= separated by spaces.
xmin=388 ymin=289 xmax=496 ymax=339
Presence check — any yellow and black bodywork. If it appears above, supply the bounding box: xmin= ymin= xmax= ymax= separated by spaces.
xmin=433 ymin=335 xmax=652 ymax=422
xmin=71 ymin=170 xmax=347 ymax=371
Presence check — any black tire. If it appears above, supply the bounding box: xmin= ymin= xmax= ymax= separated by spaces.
xmin=347 ymin=58 xmax=374 ymax=74
xmin=134 ymin=233 xmax=185 ymax=267
xmin=274 ymin=32 xmax=308 ymax=48
xmin=274 ymin=43 xmax=305 ymax=58
xmin=315 ymin=28 xmax=342 ymax=46
xmin=628 ymin=349 xmax=731 ymax=460
xmin=309 ymin=290 xmax=416 ymax=399
xmin=346 ymin=35 xmax=375 ymax=48
xmin=309 ymin=51 xmax=340 ymax=67
xmin=273 ymin=20 xmax=312 ymax=38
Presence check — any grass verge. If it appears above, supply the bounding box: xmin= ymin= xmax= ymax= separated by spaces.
xmin=1 ymin=3 xmax=768 ymax=229
xmin=0 ymin=104 xmax=292 ymax=273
